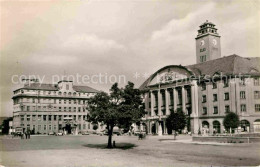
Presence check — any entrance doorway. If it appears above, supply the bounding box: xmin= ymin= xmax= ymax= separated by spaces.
xmin=151 ymin=123 xmax=156 ymax=134
xmin=65 ymin=124 xmax=72 ymax=134
xmin=213 ymin=120 xmax=221 ymax=133
xmin=240 ymin=120 xmax=250 ymax=132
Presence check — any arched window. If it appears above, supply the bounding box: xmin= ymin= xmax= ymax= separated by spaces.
xmin=213 ymin=120 xmax=221 ymax=133
xmin=202 ymin=121 xmax=210 ymax=134
xmin=253 ymin=119 xmax=260 ymax=133
xmin=240 ymin=120 xmax=250 ymax=132
xmin=202 ymin=121 xmax=209 ymax=129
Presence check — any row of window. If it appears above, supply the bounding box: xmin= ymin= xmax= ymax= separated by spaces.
xmin=147 ymin=91 xmax=260 ymax=109
xmin=14 ymin=98 xmax=88 ymax=105
xmin=202 ymin=104 xmax=260 ymax=115
xmin=15 ymin=89 xmax=93 ymax=96
xmin=201 ymin=78 xmax=260 ymax=91
xmin=202 ymin=106 xmax=229 ymax=115
xmin=20 ymin=115 xmax=87 ymax=121
xmin=202 ymin=91 xmax=260 ymax=103
xmin=23 ymin=123 xmax=94 ymax=131
xmin=202 ymin=93 xmax=230 ymax=103
xmin=20 ymin=106 xmax=87 ymax=112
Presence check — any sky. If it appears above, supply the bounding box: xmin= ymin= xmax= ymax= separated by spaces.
xmin=0 ymin=0 xmax=259 ymax=117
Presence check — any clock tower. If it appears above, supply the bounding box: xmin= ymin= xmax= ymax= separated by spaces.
xmin=195 ymin=20 xmax=221 ymax=64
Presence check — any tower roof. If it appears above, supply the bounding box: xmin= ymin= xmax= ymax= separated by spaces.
xmin=200 ymin=20 xmax=215 ymax=27
xmin=196 ymin=20 xmax=220 ymax=38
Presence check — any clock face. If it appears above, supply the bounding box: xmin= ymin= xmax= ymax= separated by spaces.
xmin=212 ymin=39 xmax=217 ymax=46
xmin=200 ymin=40 xmax=205 ymax=46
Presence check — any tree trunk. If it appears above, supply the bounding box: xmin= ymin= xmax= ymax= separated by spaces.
xmin=107 ymin=124 xmax=114 ymax=148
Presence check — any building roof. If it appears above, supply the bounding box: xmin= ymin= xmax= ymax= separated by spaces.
xmin=16 ymin=83 xmax=99 ymax=93
xmin=23 ymin=83 xmax=58 ymax=91
xmin=186 ymin=54 xmax=260 ymax=76
xmin=73 ymin=85 xmax=99 ymax=93
xmin=139 ymin=55 xmax=260 ymax=90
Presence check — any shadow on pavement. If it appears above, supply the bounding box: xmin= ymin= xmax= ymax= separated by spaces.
xmin=83 ymin=143 xmax=136 ymax=150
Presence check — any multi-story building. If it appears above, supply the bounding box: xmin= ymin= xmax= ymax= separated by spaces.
xmin=139 ymin=21 xmax=260 ymax=135
xmin=12 ymin=80 xmax=101 ymax=134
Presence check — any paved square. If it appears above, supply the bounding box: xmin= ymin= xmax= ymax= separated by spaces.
xmin=1 ymin=135 xmax=260 ymax=167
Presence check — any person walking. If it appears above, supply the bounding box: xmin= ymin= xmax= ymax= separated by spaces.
xmin=27 ymin=129 xmax=31 ymax=139
xmin=20 ymin=132 xmax=24 ymax=139
xmin=24 ymin=131 xmax=28 ymax=139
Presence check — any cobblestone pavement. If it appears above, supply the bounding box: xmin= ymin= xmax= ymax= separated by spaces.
xmin=1 ymin=134 xmax=260 ymax=167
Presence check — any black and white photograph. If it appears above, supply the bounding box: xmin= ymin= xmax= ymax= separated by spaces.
xmin=0 ymin=0 xmax=260 ymax=166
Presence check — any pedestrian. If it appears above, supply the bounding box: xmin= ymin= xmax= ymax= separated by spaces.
xmin=20 ymin=132 xmax=24 ymax=139
xmin=138 ymin=133 xmax=143 ymax=140
xmin=27 ymin=129 xmax=31 ymax=139
xmin=213 ymin=128 xmax=216 ymax=136
xmin=24 ymin=131 xmax=28 ymax=139
xmin=138 ymin=130 xmax=143 ymax=140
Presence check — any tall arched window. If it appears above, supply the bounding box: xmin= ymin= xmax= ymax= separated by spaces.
xmin=213 ymin=120 xmax=221 ymax=133
xmin=240 ymin=120 xmax=250 ymax=132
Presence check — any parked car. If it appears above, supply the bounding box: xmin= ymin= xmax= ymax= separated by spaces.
xmin=81 ymin=131 xmax=90 ymax=135
xmin=113 ymin=130 xmax=123 ymax=136
xmin=134 ymin=131 xmax=141 ymax=136
xmin=56 ymin=132 xmax=63 ymax=136
xmin=96 ymin=130 xmax=107 ymax=136
xmin=48 ymin=131 xmax=56 ymax=135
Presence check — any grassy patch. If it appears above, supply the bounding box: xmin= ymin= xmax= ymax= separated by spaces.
xmin=83 ymin=143 xmax=136 ymax=150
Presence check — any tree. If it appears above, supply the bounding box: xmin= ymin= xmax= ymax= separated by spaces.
xmin=223 ymin=112 xmax=239 ymax=134
xmin=166 ymin=108 xmax=186 ymax=139
xmin=87 ymin=82 xmax=145 ymax=148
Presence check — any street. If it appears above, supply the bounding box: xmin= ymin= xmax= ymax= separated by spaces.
xmin=1 ymin=135 xmax=260 ymax=167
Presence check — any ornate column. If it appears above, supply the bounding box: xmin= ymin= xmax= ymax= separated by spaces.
xmin=173 ymin=88 xmax=177 ymax=111
xmin=182 ymin=86 xmax=186 ymax=114
xmin=191 ymin=81 xmax=199 ymax=134
xmin=158 ymin=116 xmax=163 ymax=136
xmin=158 ymin=90 xmax=163 ymax=136
xmin=158 ymin=90 xmax=162 ymax=116
xmin=165 ymin=89 xmax=170 ymax=115
xmin=150 ymin=91 xmax=154 ymax=116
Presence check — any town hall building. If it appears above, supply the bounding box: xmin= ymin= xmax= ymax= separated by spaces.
xmin=139 ymin=21 xmax=260 ymax=135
